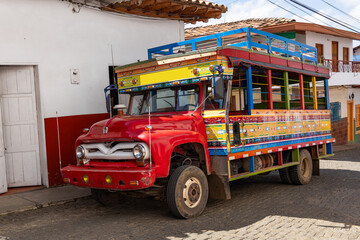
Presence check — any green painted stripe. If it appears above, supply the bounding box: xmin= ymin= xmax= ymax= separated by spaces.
xmin=284 ymin=71 xmax=290 ymax=109
xmin=229 ymin=162 xmax=299 ymax=181
xmin=275 ymin=31 xmax=296 ymax=39
xmin=319 ymin=154 xmax=335 ymax=159
xmin=292 ymin=148 xmax=300 ymax=162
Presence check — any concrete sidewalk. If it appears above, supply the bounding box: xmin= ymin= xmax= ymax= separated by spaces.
xmin=0 ymin=142 xmax=359 ymax=216
xmin=332 ymin=142 xmax=360 ymax=152
xmin=0 ymin=185 xmax=91 ymax=216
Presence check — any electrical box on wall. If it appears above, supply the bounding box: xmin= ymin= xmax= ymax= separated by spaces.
xmin=70 ymin=69 xmax=80 ymax=84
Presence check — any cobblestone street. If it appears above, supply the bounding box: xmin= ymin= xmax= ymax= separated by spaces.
xmin=0 ymin=148 xmax=359 ymax=240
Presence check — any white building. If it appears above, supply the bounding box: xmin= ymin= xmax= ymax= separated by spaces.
xmin=185 ymin=18 xmax=360 ymax=145
xmin=0 ymin=0 xmax=226 ymax=193
xmin=354 ymin=45 xmax=360 ymax=61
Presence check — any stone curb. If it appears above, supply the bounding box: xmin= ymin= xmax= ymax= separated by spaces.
xmin=0 ymin=195 xmax=91 ymax=216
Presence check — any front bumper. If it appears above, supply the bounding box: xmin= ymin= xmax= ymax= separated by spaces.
xmin=61 ymin=165 xmax=156 ymax=190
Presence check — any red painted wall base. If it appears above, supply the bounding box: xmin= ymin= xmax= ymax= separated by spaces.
xmin=44 ymin=113 xmax=109 ymax=186
xmin=331 ymin=117 xmax=348 ymax=145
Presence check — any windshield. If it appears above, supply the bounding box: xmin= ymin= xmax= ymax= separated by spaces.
xmin=127 ymin=85 xmax=200 ymax=115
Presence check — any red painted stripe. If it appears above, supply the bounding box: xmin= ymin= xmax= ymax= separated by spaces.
xmin=288 ymin=60 xmax=302 ymax=69
xmin=267 ymin=69 xmax=273 ymax=109
xmin=45 ymin=113 xmax=109 ymax=186
xmin=250 ymin=52 xmax=270 ymax=63
xmin=228 ymin=138 xmax=335 ymax=160
xmin=278 ymin=151 xmax=283 ymax=165
xmin=299 ymin=74 xmax=305 ymax=110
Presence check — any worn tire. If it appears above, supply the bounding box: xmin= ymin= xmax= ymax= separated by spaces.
xmin=91 ymin=188 xmax=123 ymax=206
xmin=279 ymin=167 xmax=292 ymax=184
xmin=167 ymin=165 xmax=208 ymax=219
xmin=289 ymin=149 xmax=313 ymax=185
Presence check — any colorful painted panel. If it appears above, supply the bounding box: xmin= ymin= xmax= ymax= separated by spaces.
xmin=204 ymin=109 xmax=332 ymax=154
xmin=117 ymin=59 xmax=233 ymax=90
xmin=203 ymin=110 xmax=227 ymax=144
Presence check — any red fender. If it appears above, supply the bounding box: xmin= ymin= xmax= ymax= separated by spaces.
xmin=137 ymin=130 xmax=211 ymax=177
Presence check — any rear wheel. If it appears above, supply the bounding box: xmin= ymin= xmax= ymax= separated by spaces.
xmin=279 ymin=167 xmax=292 ymax=184
xmin=167 ymin=165 xmax=208 ymax=219
xmin=289 ymin=149 xmax=313 ymax=185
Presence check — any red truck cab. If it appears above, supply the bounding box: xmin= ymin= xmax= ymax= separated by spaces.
xmin=62 ymin=84 xmax=210 ymax=190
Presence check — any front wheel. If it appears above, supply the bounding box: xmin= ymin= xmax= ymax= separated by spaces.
xmin=167 ymin=165 xmax=208 ymax=219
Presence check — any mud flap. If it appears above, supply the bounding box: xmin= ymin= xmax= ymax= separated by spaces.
xmin=207 ymin=173 xmax=231 ymax=200
xmin=311 ymin=146 xmax=320 ymax=176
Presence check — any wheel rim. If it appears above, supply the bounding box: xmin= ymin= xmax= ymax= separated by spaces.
xmin=301 ymin=157 xmax=311 ymax=178
xmin=183 ymin=177 xmax=202 ymax=208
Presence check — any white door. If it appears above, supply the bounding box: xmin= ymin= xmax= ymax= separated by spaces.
xmin=0 ymin=66 xmax=41 ymax=187
xmin=0 ymin=108 xmax=7 ymax=193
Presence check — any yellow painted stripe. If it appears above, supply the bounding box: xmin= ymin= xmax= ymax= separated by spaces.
xmin=312 ymin=76 xmax=318 ymax=110
xmin=118 ymin=60 xmax=233 ymax=89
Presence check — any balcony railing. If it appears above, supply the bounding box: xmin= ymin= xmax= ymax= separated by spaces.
xmin=324 ymin=59 xmax=360 ymax=72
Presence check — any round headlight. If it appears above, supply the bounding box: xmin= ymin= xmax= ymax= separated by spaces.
xmin=76 ymin=146 xmax=85 ymax=159
xmin=133 ymin=144 xmax=145 ymax=160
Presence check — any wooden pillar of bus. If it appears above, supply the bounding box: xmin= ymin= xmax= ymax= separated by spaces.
xmin=325 ymin=78 xmax=330 ymax=109
xmin=246 ymin=66 xmax=253 ymax=115
xmin=299 ymin=74 xmax=305 ymax=110
xmin=312 ymin=76 xmax=318 ymax=110
xmin=266 ymin=69 xmax=273 ymax=109
xmin=284 ymin=72 xmax=290 ymax=109
xmin=246 ymin=66 xmax=255 ymax=171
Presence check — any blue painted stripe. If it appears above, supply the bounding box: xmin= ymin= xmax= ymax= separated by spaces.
xmin=325 ymin=79 xmax=330 ymax=110
xmin=207 ymin=130 xmax=331 ymax=147
xmin=249 ymin=156 xmax=255 ymax=172
xmin=208 ymin=134 xmax=332 ymax=156
xmin=246 ymin=66 xmax=253 ymax=114
xmin=326 ymin=142 xmax=333 ymax=154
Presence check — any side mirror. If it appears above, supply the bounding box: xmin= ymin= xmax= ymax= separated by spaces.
xmin=211 ymin=65 xmax=225 ymax=100
xmin=213 ymin=75 xmax=225 ymax=99
xmin=105 ymin=93 xmax=111 ymax=113
xmin=211 ymin=75 xmax=225 ymax=100
xmin=104 ymin=84 xmax=118 ymax=117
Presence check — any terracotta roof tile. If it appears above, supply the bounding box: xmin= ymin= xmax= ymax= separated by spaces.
xmin=185 ymin=17 xmax=295 ymax=39
xmin=103 ymin=0 xmax=227 ymax=23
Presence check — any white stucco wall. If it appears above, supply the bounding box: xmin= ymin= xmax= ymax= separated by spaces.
xmin=295 ymin=33 xmax=306 ymax=45
xmin=347 ymin=87 xmax=360 ymax=117
xmin=328 ymin=72 xmax=360 ymax=86
xmin=329 ymin=86 xmax=360 ymax=121
xmin=0 ymin=0 xmax=184 ymax=118
xmin=305 ymin=31 xmax=353 ymax=61
xmin=329 ymin=86 xmax=347 ymax=119
xmin=0 ymin=0 xmax=184 ymax=187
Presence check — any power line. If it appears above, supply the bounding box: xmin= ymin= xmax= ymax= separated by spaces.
xmin=266 ymin=0 xmax=358 ymax=40
xmin=266 ymin=0 xmax=311 ymax=23
xmin=288 ymin=0 xmax=360 ymax=33
xmin=321 ymin=0 xmax=360 ymax=24
xmin=283 ymin=0 xmax=333 ymax=27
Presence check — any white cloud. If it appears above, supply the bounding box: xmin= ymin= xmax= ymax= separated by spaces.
xmin=223 ymin=0 xmax=285 ymax=22
xmin=337 ymin=0 xmax=360 ymax=7
xmin=185 ymin=0 xmax=360 ymax=47
xmin=186 ymin=0 xmax=291 ymax=27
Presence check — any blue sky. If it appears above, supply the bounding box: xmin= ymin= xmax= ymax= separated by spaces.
xmin=186 ymin=0 xmax=360 ymax=46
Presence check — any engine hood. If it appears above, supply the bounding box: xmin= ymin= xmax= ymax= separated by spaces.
xmin=77 ymin=113 xmax=201 ymax=143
